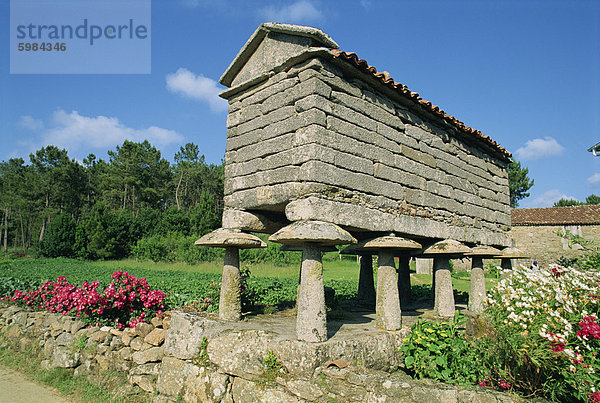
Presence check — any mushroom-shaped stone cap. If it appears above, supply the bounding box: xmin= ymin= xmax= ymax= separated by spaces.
xmin=465 ymin=245 xmax=502 ymax=257
xmin=195 ymin=228 xmax=267 ymax=249
xmin=494 ymin=247 xmax=529 ymax=259
xmin=280 ymin=244 xmax=338 ymax=252
xmin=269 ymin=220 xmax=356 ymax=246
xmin=340 ymin=244 xmax=371 ymax=255
xmin=358 ymin=235 xmax=422 ymax=251
xmin=419 ymin=239 xmax=471 ymax=257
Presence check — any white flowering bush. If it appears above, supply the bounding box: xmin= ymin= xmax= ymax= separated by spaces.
xmin=485 ymin=263 xmax=600 ymax=401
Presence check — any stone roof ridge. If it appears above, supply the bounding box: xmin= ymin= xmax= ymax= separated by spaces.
xmin=511 ymin=205 xmax=600 ymax=226
xmin=329 ymin=49 xmax=511 ymax=160
xmin=220 ymin=23 xmax=339 ymax=87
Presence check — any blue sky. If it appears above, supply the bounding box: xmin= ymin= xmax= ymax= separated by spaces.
xmin=1 ymin=0 xmax=599 ymax=208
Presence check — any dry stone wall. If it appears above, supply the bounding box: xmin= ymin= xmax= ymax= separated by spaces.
xmin=510 ymin=224 xmax=600 ymax=261
xmin=1 ymin=305 xmax=523 ymax=402
xmin=222 ymin=53 xmax=510 ymax=247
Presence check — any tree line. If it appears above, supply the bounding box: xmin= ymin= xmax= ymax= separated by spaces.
xmin=0 ymin=140 xmax=223 ymax=260
xmin=554 ymin=194 xmax=600 ymax=207
xmin=0 ymin=141 xmax=539 ymax=262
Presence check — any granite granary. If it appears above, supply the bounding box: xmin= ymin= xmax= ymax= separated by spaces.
xmin=198 ymin=23 xmax=513 ymax=341
xmin=220 ymin=23 xmax=511 ymax=248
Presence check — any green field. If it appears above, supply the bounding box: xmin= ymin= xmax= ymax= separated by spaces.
xmin=92 ymin=253 xmax=361 ymax=282
xmin=0 ymin=257 xmax=496 ymax=311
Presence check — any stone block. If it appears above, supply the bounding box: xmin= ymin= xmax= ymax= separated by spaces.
xmin=329 ymin=101 xmax=379 ymax=132
xmin=300 ymin=160 xmax=405 ymax=201
xmin=222 ymin=209 xmax=283 ymax=233
xmin=130 ymin=375 xmax=155 ymax=394
xmin=374 ymin=163 xmax=426 ymax=189
xmin=132 ymin=346 xmax=164 ymax=365
xmin=89 ymin=329 xmax=109 ymax=343
xmin=51 ymin=346 xmax=80 ymax=368
xmin=224 ymin=182 xmax=328 ymax=211
xmin=162 ymin=312 xmax=217 ymax=360
xmin=131 ymin=362 xmax=161 ymax=376
xmin=55 ymin=332 xmax=74 ymax=346
xmin=130 ymin=336 xmax=152 ymax=352
xmin=362 ymin=89 xmax=396 ymax=115
xmin=331 ymin=90 xmax=405 ymax=132
xmin=295 ymin=93 xmax=333 ymax=114
xmin=262 ymin=107 xmax=327 ymax=141
xmin=297 ymin=124 xmax=396 ymax=167
xmin=119 ymin=346 xmax=133 ymax=361
xmin=301 ymin=67 xmax=362 ymax=98
xmin=226 ymin=103 xmax=262 ymax=129
xmin=239 ymin=76 xmax=299 ymax=107
xmin=74 ymin=359 xmax=93 ymax=377
xmin=207 ymin=330 xmax=272 ymax=380
xmin=227 ymin=165 xmax=300 ymax=194
xmin=144 ymin=328 xmax=166 ymax=346
xmin=121 ymin=332 xmax=133 ymax=346
xmin=229 ymin=133 xmax=295 ymax=163
xmin=225 ymin=128 xmax=262 ymax=152
xmin=150 ymin=316 xmax=163 ymax=328
xmin=231 ymin=377 xmax=299 ymax=403
xmin=182 ymin=366 xmax=230 ymax=403
xmin=156 ymin=356 xmax=186 ymax=397
xmin=377 ymin=122 xmax=419 ymax=148
xmin=234 ymin=105 xmax=296 ymax=136
xmin=261 ymin=76 xmax=332 ymax=114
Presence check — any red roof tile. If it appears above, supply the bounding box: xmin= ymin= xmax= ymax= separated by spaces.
xmin=511 ymin=205 xmax=600 ymax=226
xmin=329 ymin=49 xmax=511 ymax=160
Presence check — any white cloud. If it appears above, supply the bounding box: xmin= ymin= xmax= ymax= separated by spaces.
xmin=588 ymin=173 xmax=600 ymax=187
xmin=17 ymin=115 xmax=44 ymax=131
xmin=258 ymin=0 xmax=324 ymax=24
xmin=521 ymin=189 xmax=578 ymax=208
xmin=515 ymin=137 xmax=564 ymax=160
xmin=166 ymin=68 xmax=227 ymax=113
xmin=38 ymin=110 xmax=182 ymax=155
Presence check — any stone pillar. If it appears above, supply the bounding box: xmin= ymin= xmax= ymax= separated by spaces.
xmin=357 ymin=254 xmax=375 ymax=307
xmin=219 ymin=247 xmax=242 ymax=321
xmin=297 ymin=245 xmax=327 ymax=342
xmin=415 ymin=258 xmax=433 ymax=275
xmin=397 ymin=256 xmax=411 ymax=307
xmin=376 ymin=251 xmax=402 ymax=330
xmin=468 ymin=257 xmax=486 ymax=314
xmin=433 ymin=257 xmax=455 ymax=318
xmin=500 ymin=258 xmax=513 ymax=271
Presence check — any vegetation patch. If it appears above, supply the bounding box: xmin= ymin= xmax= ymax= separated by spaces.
xmin=401 ymin=263 xmax=600 ymax=402
xmin=260 ymin=350 xmax=287 ymax=385
xmin=192 ymin=337 xmax=211 ymax=367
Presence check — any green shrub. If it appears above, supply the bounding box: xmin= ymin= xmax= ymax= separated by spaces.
xmin=39 ymin=213 xmax=76 ymax=258
xmin=133 ymin=233 xmax=223 ymax=264
xmin=400 ymin=312 xmax=488 ymax=384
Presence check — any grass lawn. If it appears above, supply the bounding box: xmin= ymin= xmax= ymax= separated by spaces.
xmin=1 ymin=256 xmax=499 ymax=309
xmin=93 ymin=254 xmax=361 ymax=282
xmin=411 ymin=273 xmax=499 ymax=293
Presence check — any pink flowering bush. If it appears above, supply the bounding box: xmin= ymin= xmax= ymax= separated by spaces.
xmin=486 ymin=263 xmax=600 ymax=401
xmin=3 ymin=271 xmax=165 ymax=329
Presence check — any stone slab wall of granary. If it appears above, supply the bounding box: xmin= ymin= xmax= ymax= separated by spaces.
xmin=510 ymin=205 xmax=600 ymax=262
xmin=0 ymin=305 xmax=526 ymax=403
xmin=219 ymin=23 xmax=512 ymax=248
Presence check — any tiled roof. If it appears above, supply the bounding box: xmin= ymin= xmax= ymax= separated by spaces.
xmin=330 ymin=49 xmax=511 ymax=160
xmin=511 ymin=205 xmax=600 ymax=226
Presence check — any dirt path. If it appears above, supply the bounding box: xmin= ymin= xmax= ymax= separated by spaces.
xmin=0 ymin=365 xmax=68 ymax=403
